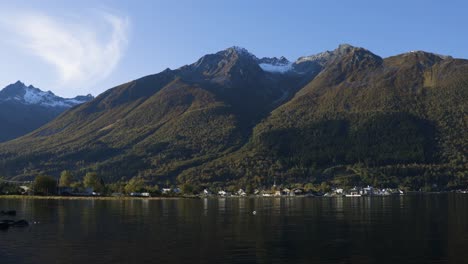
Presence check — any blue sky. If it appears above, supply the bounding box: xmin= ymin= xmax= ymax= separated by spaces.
xmin=0 ymin=0 xmax=467 ymax=97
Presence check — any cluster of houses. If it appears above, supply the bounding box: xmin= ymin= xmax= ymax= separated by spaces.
xmin=203 ymin=186 xmax=404 ymax=198
xmin=326 ymin=186 xmax=404 ymax=197
xmin=204 ymin=188 xmax=312 ymax=197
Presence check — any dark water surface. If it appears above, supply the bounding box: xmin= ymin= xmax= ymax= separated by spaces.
xmin=1 ymin=194 xmax=467 ymax=264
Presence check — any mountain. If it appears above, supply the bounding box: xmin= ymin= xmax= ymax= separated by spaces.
xmin=0 ymin=81 xmax=93 ymax=142
xmin=0 ymin=45 xmax=466 ymax=190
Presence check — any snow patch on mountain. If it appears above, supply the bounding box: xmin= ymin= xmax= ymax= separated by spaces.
xmin=0 ymin=81 xmax=93 ymax=108
xmin=23 ymin=88 xmax=46 ymax=104
xmin=258 ymin=56 xmax=293 ymax=73
xmin=259 ymin=62 xmax=293 ymax=73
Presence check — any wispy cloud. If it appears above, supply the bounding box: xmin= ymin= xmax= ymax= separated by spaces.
xmin=0 ymin=10 xmax=129 ymax=94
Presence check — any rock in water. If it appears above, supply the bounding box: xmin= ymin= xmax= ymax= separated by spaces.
xmin=12 ymin=220 xmax=29 ymax=227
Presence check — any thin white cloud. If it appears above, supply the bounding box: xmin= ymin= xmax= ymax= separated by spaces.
xmin=0 ymin=10 xmax=129 ymax=95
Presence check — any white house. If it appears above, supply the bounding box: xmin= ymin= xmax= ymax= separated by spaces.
xmin=237 ymin=189 xmax=246 ymax=196
xmin=362 ymin=186 xmax=374 ymax=196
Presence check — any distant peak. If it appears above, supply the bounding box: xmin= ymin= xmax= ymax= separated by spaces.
xmin=258 ymin=56 xmax=290 ymax=65
xmin=227 ymin=46 xmax=250 ymax=54
xmin=405 ymin=50 xmax=452 ymax=60
xmin=14 ymin=80 xmax=25 ymax=86
xmin=221 ymin=46 xmax=258 ymax=60
xmin=0 ymin=81 xmax=93 ymax=108
xmin=335 ymin=43 xmax=368 ymax=54
xmin=338 ymin=43 xmax=354 ymax=49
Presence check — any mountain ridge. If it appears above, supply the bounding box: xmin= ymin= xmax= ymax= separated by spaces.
xmin=0 ymin=44 xmax=466 ymax=191
xmin=0 ymin=81 xmax=94 ymax=142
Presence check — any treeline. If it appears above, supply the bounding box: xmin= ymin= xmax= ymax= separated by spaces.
xmin=0 ymin=171 xmax=163 ymax=196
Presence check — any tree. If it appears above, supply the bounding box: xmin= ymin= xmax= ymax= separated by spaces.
xmin=181 ymin=183 xmax=194 ymax=194
xmin=70 ymin=181 xmax=83 ymax=190
xmin=83 ymin=172 xmax=103 ymax=192
xmin=124 ymin=177 xmax=145 ymax=194
xmin=34 ymin=175 xmax=57 ymax=195
xmin=59 ymin=170 xmax=73 ymax=187
xmin=304 ymin=183 xmax=314 ymax=191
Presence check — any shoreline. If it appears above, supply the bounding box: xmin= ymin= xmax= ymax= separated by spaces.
xmin=0 ymin=195 xmax=188 ymax=201
xmin=0 ymin=192 xmax=464 ymax=201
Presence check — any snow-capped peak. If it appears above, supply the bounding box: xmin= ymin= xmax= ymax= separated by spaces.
xmin=258 ymin=57 xmax=293 ymax=73
xmin=0 ymin=81 xmax=93 ymax=108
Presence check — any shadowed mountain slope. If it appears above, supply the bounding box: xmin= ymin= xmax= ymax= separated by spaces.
xmin=0 ymin=45 xmax=466 ymax=190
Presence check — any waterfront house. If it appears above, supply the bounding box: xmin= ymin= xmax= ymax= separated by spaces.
xmin=282 ymin=188 xmax=291 ymax=196
xmin=334 ymin=188 xmax=344 ymax=195
xmin=237 ymin=189 xmax=247 ymax=196
xmin=362 ymin=186 xmax=374 ymax=195
xmin=293 ymin=189 xmax=304 ymax=195
xmin=346 ymin=187 xmax=361 ymax=197
xmin=19 ymin=185 xmax=31 ymax=195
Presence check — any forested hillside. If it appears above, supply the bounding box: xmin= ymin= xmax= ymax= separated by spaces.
xmin=0 ymin=45 xmax=466 ymax=190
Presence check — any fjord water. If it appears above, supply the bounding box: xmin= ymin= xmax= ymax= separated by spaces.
xmin=1 ymin=195 xmax=467 ymax=264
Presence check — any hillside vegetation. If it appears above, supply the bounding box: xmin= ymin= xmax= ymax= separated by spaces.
xmin=0 ymin=45 xmax=466 ymax=190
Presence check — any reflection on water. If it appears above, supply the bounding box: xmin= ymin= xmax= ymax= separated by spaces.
xmin=0 ymin=194 xmax=467 ymax=264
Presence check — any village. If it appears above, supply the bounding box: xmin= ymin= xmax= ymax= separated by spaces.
xmin=199 ymin=185 xmax=405 ymax=198
xmin=124 ymin=186 xmax=466 ymax=198
xmin=3 ymin=177 xmax=467 ymax=198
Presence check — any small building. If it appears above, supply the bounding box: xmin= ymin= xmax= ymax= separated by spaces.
xmin=293 ymin=189 xmax=304 ymax=195
xmin=282 ymin=188 xmax=291 ymax=196
xmin=162 ymin=188 xmax=172 ymax=194
xmin=237 ymin=189 xmax=247 ymax=196
xmin=19 ymin=186 xmax=31 ymax=195
xmin=84 ymin=188 xmax=94 ymax=195
xmin=362 ymin=186 xmax=374 ymax=196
